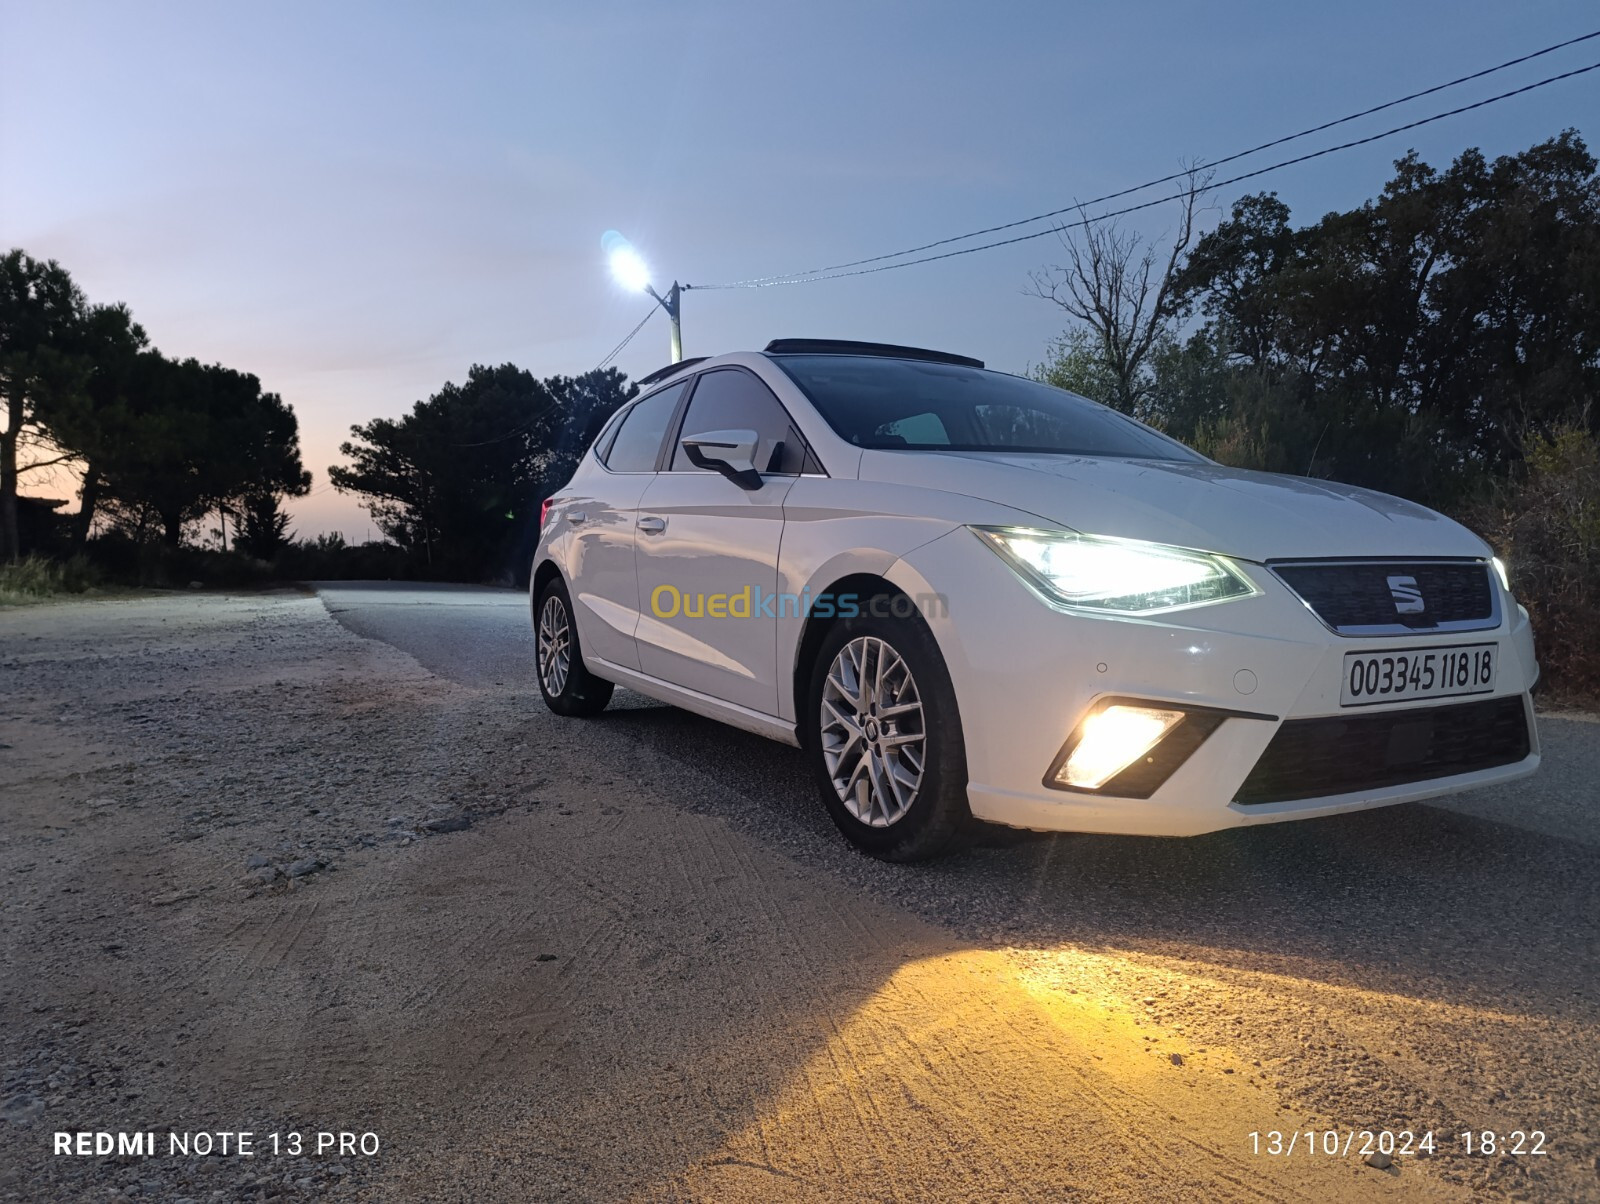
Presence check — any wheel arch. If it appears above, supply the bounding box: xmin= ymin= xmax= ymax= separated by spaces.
xmin=531 ymin=557 xmax=563 ymax=605
xmin=790 ymin=569 xmax=949 ymax=746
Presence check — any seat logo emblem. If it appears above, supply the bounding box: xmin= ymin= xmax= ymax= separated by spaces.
xmin=1387 ymin=574 xmax=1425 ymax=614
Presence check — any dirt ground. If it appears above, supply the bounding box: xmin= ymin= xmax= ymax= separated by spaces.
xmin=1 ymin=591 xmax=1594 ymax=1202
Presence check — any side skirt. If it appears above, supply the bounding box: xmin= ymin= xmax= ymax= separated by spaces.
xmin=587 ymin=656 xmax=801 ymax=747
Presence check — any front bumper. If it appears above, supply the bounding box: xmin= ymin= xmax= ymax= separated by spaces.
xmin=886 ymin=529 xmax=1541 ymax=837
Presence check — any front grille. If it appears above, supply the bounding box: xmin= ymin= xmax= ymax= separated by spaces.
xmin=1272 ymin=560 xmax=1495 ymax=633
xmin=1235 ymin=694 xmax=1530 ymax=805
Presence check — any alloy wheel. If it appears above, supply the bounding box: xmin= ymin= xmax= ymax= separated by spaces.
xmin=537 ymin=594 xmax=571 ymax=697
xmin=819 ymin=636 xmax=926 ymax=827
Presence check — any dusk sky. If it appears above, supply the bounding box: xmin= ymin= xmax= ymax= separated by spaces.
xmin=3 ymin=0 xmax=1595 ymax=537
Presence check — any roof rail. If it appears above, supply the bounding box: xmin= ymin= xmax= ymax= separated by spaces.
xmin=763 ymin=339 xmax=983 ymax=369
xmin=635 ymin=357 xmax=709 ymax=388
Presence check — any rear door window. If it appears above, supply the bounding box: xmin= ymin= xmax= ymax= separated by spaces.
xmin=603 ymin=381 xmax=688 ymax=472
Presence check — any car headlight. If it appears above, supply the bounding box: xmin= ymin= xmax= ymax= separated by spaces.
xmin=1492 ymin=556 xmax=1512 ymax=594
xmin=972 ymin=526 xmax=1259 ymax=615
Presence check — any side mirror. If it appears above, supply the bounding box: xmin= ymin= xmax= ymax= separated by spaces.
xmin=681 ymin=428 xmax=764 ymax=490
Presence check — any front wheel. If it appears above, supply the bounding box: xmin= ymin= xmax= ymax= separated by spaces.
xmin=534 ymin=576 xmax=613 ymax=716
xmin=805 ymin=611 xmax=969 ymax=861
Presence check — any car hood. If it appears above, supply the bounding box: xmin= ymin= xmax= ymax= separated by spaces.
xmin=858 ymin=451 xmax=1490 ymax=562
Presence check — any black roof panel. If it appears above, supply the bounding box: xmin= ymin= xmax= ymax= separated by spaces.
xmin=635 ymin=357 xmax=709 ymax=388
xmin=763 ymin=339 xmax=983 ymax=369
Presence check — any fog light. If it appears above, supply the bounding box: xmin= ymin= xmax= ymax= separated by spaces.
xmin=1057 ymin=705 xmax=1186 ymax=789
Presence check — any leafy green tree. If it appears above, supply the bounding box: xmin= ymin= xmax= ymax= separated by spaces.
xmin=95 ymin=353 xmax=311 ymax=545
xmin=330 ymin=364 xmax=633 ymax=580
xmin=1465 ymin=426 xmax=1600 ymax=699
xmin=235 ymin=491 xmax=294 ymax=559
xmin=1030 ymin=327 xmax=1125 ymax=403
xmin=1145 ymin=330 xmax=1237 ymax=446
xmin=39 ymin=302 xmax=150 ymax=543
xmin=1164 ymin=131 xmax=1600 ymax=503
xmin=1419 ymin=132 xmax=1600 ymax=466
xmin=0 ymin=251 xmax=86 ymax=561
xmin=1169 ymin=192 xmax=1316 ymax=389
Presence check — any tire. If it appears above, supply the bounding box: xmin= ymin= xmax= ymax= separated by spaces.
xmin=534 ymin=576 xmax=614 ymax=717
xmin=805 ymin=608 xmax=970 ymax=861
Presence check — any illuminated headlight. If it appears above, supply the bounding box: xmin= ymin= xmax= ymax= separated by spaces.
xmin=1056 ymin=704 xmax=1186 ymax=789
xmin=972 ymin=526 xmax=1258 ymax=614
xmin=1492 ymin=556 xmax=1511 ymax=594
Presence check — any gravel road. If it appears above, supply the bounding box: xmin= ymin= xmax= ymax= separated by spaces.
xmin=2 ymin=583 xmax=1597 ymax=1203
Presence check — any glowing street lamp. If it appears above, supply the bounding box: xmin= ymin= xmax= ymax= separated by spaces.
xmin=603 ymin=230 xmax=682 ymax=363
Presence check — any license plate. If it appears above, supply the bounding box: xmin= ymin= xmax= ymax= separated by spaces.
xmin=1340 ymin=643 xmax=1496 ymax=707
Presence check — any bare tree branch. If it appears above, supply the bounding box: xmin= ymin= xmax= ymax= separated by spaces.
xmin=16 ymin=453 xmax=79 ymax=473
xmin=1027 ymin=167 xmax=1212 ymax=419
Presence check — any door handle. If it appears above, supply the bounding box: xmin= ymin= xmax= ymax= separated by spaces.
xmin=637 ymin=516 xmax=667 ymax=535
xmin=567 ymin=510 xmax=588 ymax=525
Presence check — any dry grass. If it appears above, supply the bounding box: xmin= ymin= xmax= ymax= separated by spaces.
xmin=0 ymin=554 xmax=98 ymax=605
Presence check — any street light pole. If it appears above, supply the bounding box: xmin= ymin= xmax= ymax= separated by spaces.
xmin=647 ymin=282 xmax=683 ymax=363
xmin=605 ymin=232 xmax=682 ymax=363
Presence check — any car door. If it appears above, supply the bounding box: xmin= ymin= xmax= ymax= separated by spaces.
xmin=633 ymin=368 xmax=816 ymax=715
xmin=565 ymin=380 xmax=688 ymax=672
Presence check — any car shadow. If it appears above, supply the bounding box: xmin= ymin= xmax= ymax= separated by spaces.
xmin=597 ymin=696 xmax=1600 ymax=1028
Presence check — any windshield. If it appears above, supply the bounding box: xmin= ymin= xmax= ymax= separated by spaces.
xmin=770 ymin=354 xmax=1204 ymax=461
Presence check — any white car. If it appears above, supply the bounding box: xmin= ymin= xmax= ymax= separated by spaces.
xmin=531 ymin=339 xmax=1540 ymax=860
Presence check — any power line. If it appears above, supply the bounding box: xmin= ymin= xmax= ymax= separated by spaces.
xmin=690 ymin=32 xmax=1600 ymax=290
xmin=596 ymin=304 xmax=657 ymax=371
xmin=445 ymin=305 xmax=657 ymax=448
xmin=449 ymin=392 xmax=579 ymax=449
xmin=699 ymin=32 xmax=1600 ymax=288
xmin=687 ymin=58 xmax=1600 ymax=290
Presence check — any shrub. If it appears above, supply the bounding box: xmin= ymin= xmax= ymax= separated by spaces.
xmin=1463 ymin=427 xmax=1600 ymax=706
xmin=0 ymin=554 xmax=98 ymax=603
xmin=274 ymin=536 xmax=415 ymax=581
xmin=79 ymin=535 xmax=275 ymax=589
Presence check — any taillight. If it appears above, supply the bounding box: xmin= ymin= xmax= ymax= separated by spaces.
xmin=540 ymin=498 xmax=553 ymax=530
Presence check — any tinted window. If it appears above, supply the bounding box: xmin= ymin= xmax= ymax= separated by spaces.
xmin=880 ymin=412 xmax=949 ymax=445
xmin=771 ymin=355 xmax=1204 ymax=461
xmin=603 ymin=381 xmax=687 ymax=472
xmin=669 ymin=369 xmax=810 ymax=474
xmin=590 ymin=404 xmax=630 ymax=462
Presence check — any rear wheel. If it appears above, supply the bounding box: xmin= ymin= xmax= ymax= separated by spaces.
xmin=535 ymin=576 xmax=613 ymax=716
xmin=806 ymin=611 xmax=969 ymax=861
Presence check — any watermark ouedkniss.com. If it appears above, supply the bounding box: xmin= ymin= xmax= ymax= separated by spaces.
xmin=649 ymin=585 xmax=947 ymax=621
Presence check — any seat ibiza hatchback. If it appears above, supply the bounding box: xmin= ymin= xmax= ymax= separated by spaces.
xmin=531 ymin=339 xmax=1539 ymax=861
